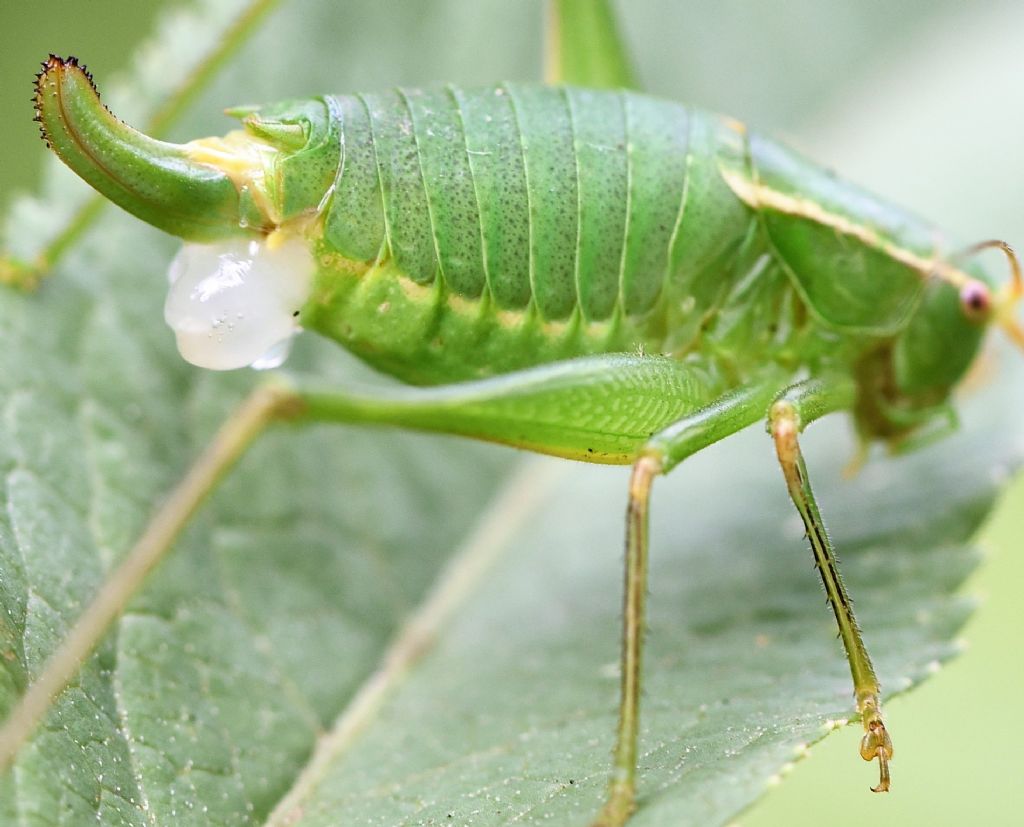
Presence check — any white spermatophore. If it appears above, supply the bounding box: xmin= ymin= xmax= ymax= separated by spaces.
xmin=165 ymin=238 xmax=315 ymax=370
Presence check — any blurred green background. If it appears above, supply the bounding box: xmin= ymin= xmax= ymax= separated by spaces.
xmin=2 ymin=1 xmax=1022 ymax=824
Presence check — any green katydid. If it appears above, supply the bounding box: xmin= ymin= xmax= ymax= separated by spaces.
xmin=2 ymin=2 xmax=1022 ymax=825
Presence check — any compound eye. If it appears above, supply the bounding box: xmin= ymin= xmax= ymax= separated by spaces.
xmin=959 ymin=279 xmax=992 ymax=322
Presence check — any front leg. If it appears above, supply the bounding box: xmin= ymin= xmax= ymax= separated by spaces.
xmin=768 ymin=377 xmax=893 ymax=792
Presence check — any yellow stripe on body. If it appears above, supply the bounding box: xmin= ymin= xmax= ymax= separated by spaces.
xmin=720 ymin=169 xmax=972 ymax=290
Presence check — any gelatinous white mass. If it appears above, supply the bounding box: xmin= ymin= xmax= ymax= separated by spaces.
xmin=164 ymin=238 xmax=315 ymax=370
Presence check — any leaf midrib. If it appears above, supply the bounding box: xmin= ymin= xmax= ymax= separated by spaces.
xmin=262 ymin=458 xmax=564 ymax=826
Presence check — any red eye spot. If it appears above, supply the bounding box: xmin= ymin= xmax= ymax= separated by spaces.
xmin=959 ymin=280 xmax=992 ymax=321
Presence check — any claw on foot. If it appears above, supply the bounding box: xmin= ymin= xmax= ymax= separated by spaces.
xmin=859 ymin=719 xmax=893 ymax=793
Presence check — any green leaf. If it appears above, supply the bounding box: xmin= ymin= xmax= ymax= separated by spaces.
xmin=2 ymin=2 xmax=1023 ymax=826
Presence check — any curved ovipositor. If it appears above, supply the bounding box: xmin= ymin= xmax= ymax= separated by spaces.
xmin=34 ymin=56 xmax=256 ymax=241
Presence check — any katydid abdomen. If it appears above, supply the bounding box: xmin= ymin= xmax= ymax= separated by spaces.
xmin=307 ymin=85 xmax=792 ymax=384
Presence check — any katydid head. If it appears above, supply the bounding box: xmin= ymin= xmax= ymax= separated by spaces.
xmin=953 ymin=239 xmax=1024 ymax=335
xmin=948 ymin=240 xmax=1024 ymax=362
xmin=890 ymin=240 xmax=1024 ymax=411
